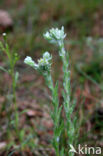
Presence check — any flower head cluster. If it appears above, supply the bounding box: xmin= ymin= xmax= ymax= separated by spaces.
xmin=43 ymin=26 xmax=66 ymax=45
xmin=24 ymin=52 xmax=52 ymax=74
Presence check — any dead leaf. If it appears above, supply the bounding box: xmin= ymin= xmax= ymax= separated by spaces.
xmin=0 ymin=96 xmax=5 ymax=103
xmin=42 ymin=119 xmax=53 ymax=129
xmin=26 ymin=109 xmax=43 ymax=117
xmin=0 ymin=10 xmax=13 ymax=31
xmin=0 ymin=142 xmax=6 ymax=150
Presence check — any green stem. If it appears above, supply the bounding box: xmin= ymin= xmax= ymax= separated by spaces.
xmin=59 ymin=42 xmax=75 ymax=148
xmin=0 ymin=39 xmax=19 ymax=138
xmin=43 ymin=72 xmax=60 ymax=156
xmin=11 ymin=65 xmax=19 ymax=136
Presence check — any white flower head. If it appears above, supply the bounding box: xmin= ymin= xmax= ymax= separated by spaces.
xmin=24 ymin=52 xmax=52 ymax=74
xmin=43 ymin=51 xmax=52 ymax=61
xmin=2 ymin=32 xmax=7 ymax=41
xmin=43 ymin=26 xmax=66 ymax=44
xmin=24 ymin=56 xmax=38 ymax=68
xmin=3 ymin=33 xmax=6 ymax=37
xmin=38 ymin=52 xmax=52 ymax=73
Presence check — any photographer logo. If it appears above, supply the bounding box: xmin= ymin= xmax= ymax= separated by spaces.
xmin=69 ymin=144 xmax=101 ymax=155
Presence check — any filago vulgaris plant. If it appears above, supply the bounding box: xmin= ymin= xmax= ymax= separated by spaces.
xmin=24 ymin=27 xmax=78 ymax=156
xmin=0 ymin=33 xmax=19 ymax=137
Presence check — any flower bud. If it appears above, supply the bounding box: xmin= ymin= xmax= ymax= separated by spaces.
xmin=44 ymin=26 xmax=66 ymax=44
xmin=24 ymin=56 xmax=35 ymax=67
